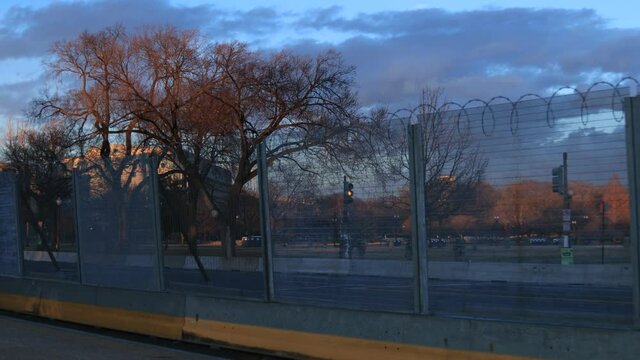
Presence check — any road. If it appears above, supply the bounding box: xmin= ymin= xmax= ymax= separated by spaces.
xmin=0 ymin=313 xmax=232 ymax=360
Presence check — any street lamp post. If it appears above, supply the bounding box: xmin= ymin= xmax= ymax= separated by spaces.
xmin=394 ymin=214 xmax=400 ymax=246
xmin=331 ymin=216 xmax=339 ymax=247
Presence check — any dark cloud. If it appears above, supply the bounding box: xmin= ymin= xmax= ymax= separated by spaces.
xmin=204 ymin=7 xmax=281 ymax=40
xmin=1 ymin=2 xmax=639 ymax=120
xmin=289 ymin=7 xmax=640 ymax=107
xmin=0 ymin=0 xmax=281 ymax=60
xmin=0 ymin=3 xmax=633 ymax=188
xmin=0 ymin=0 xmax=284 ymax=120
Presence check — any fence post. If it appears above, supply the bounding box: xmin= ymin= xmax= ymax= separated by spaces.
xmin=257 ymin=141 xmax=275 ymax=301
xmin=0 ymin=170 xmax=24 ymax=277
xmin=71 ymin=168 xmax=84 ymax=284
xmin=624 ymin=96 xmax=640 ymax=328
xmin=12 ymin=171 xmax=24 ymax=277
xmin=149 ymin=156 xmax=165 ymax=290
xmin=71 ymin=167 xmax=84 ymax=284
xmin=408 ymin=123 xmax=429 ymax=314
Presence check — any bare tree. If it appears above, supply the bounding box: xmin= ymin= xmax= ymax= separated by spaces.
xmin=36 ymin=26 xmax=130 ymax=158
xmin=375 ymin=88 xmax=488 ymax=229
xmin=34 ymin=26 xmax=361 ymax=259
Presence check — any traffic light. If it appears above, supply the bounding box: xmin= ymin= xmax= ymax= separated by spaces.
xmin=343 ymin=181 xmax=354 ymax=204
xmin=552 ymin=165 xmax=565 ymax=194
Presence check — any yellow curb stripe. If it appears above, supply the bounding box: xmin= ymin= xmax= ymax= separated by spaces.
xmin=0 ymin=293 xmax=41 ymax=314
xmin=183 ymin=317 xmax=533 ymax=360
xmin=0 ymin=293 xmax=183 ymax=340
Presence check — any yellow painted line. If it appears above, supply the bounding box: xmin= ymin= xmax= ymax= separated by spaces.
xmin=183 ymin=317 xmax=534 ymax=360
xmin=0 ymin=293 xmax=183 ymax=340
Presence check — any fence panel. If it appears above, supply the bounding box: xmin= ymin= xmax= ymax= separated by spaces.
xmin=268 ymin=119 xmax=415 ymax=312
xmin=75 ymin=155 xmax=162 ymax=290
xmin=8 ymin=158 xmax=79 ymax=282
xmin=423 ymin=87 xmax=633 ymax=327
xmin=0 ymin=171 xmax=21 ymax=276
xmin=158 ymin=162 xmax=264 ymax=299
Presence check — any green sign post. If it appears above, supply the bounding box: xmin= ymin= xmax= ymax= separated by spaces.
xmin=561 ymin=247 xmax=574 ymax=265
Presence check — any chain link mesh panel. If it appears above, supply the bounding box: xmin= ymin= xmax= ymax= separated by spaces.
xmin=0 ymin=171 xmax=21 ymax=276
xmin=75 ymin=155 xmax=162 ymax=290
xmin=158 ymin=164 xmax=264 ymax=299
xmin=268 ymin=119 xmax=415 ymax=312
xmin=424 ymin=88 xmax=633 ymax=327
xmin=18 ymin=169 xmax=78 ymax=281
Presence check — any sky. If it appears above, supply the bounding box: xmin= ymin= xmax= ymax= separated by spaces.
xmin=0 ymin=0 xmax=639 ymax=127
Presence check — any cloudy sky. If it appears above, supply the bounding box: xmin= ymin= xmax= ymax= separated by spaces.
xmin=0 ymin=0 xmax=639 ymax=126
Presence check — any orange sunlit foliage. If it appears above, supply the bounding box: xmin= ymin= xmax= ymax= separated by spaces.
xmin=603 ymin=174 xmax=631 ymax=229
xmin=441 ymin=174 xmax=630 ymax=238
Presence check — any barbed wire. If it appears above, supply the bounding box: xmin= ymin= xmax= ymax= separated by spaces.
xmin=380 ymin=76 xmax=639 ymax=137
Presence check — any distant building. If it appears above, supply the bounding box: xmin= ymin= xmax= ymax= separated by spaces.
xmin=70 ymin=143 xmax=231 ymax=209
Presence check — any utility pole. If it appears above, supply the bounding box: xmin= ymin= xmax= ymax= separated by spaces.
xmin=340 ymin=175 xmax=354 ymax=258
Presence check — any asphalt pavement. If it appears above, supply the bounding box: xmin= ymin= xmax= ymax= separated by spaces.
xmin=0 ymin=313 xmax=225 ymax=360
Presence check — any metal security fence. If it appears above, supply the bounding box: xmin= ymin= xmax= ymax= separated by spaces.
xmin=74 ymin=155 xmax=163 ymax=290
xmin=423 ymin=90 xmax=631 ymax=264
xmin=0 ymin=171 xmax=21 ymax=276
xmin=159 ymin=172 xmax=265 ymax=299
xmin=0 ymin=80 xmax=638 ymax=330
xmin=419 ymin=86 xmax=635 ymax=326
xmin=9 ymin=151 xmax=78 ymax=281
xmin=262 ymin=112 xmax=418 ymax=312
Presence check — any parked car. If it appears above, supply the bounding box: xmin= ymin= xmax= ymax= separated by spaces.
xmin=430 ymin=238 xmax=448 ymax=248
xmin=529 ymin=237 xmax=548 ymax=245
xmin=241 ymin=235 xmax=262 ymax=247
